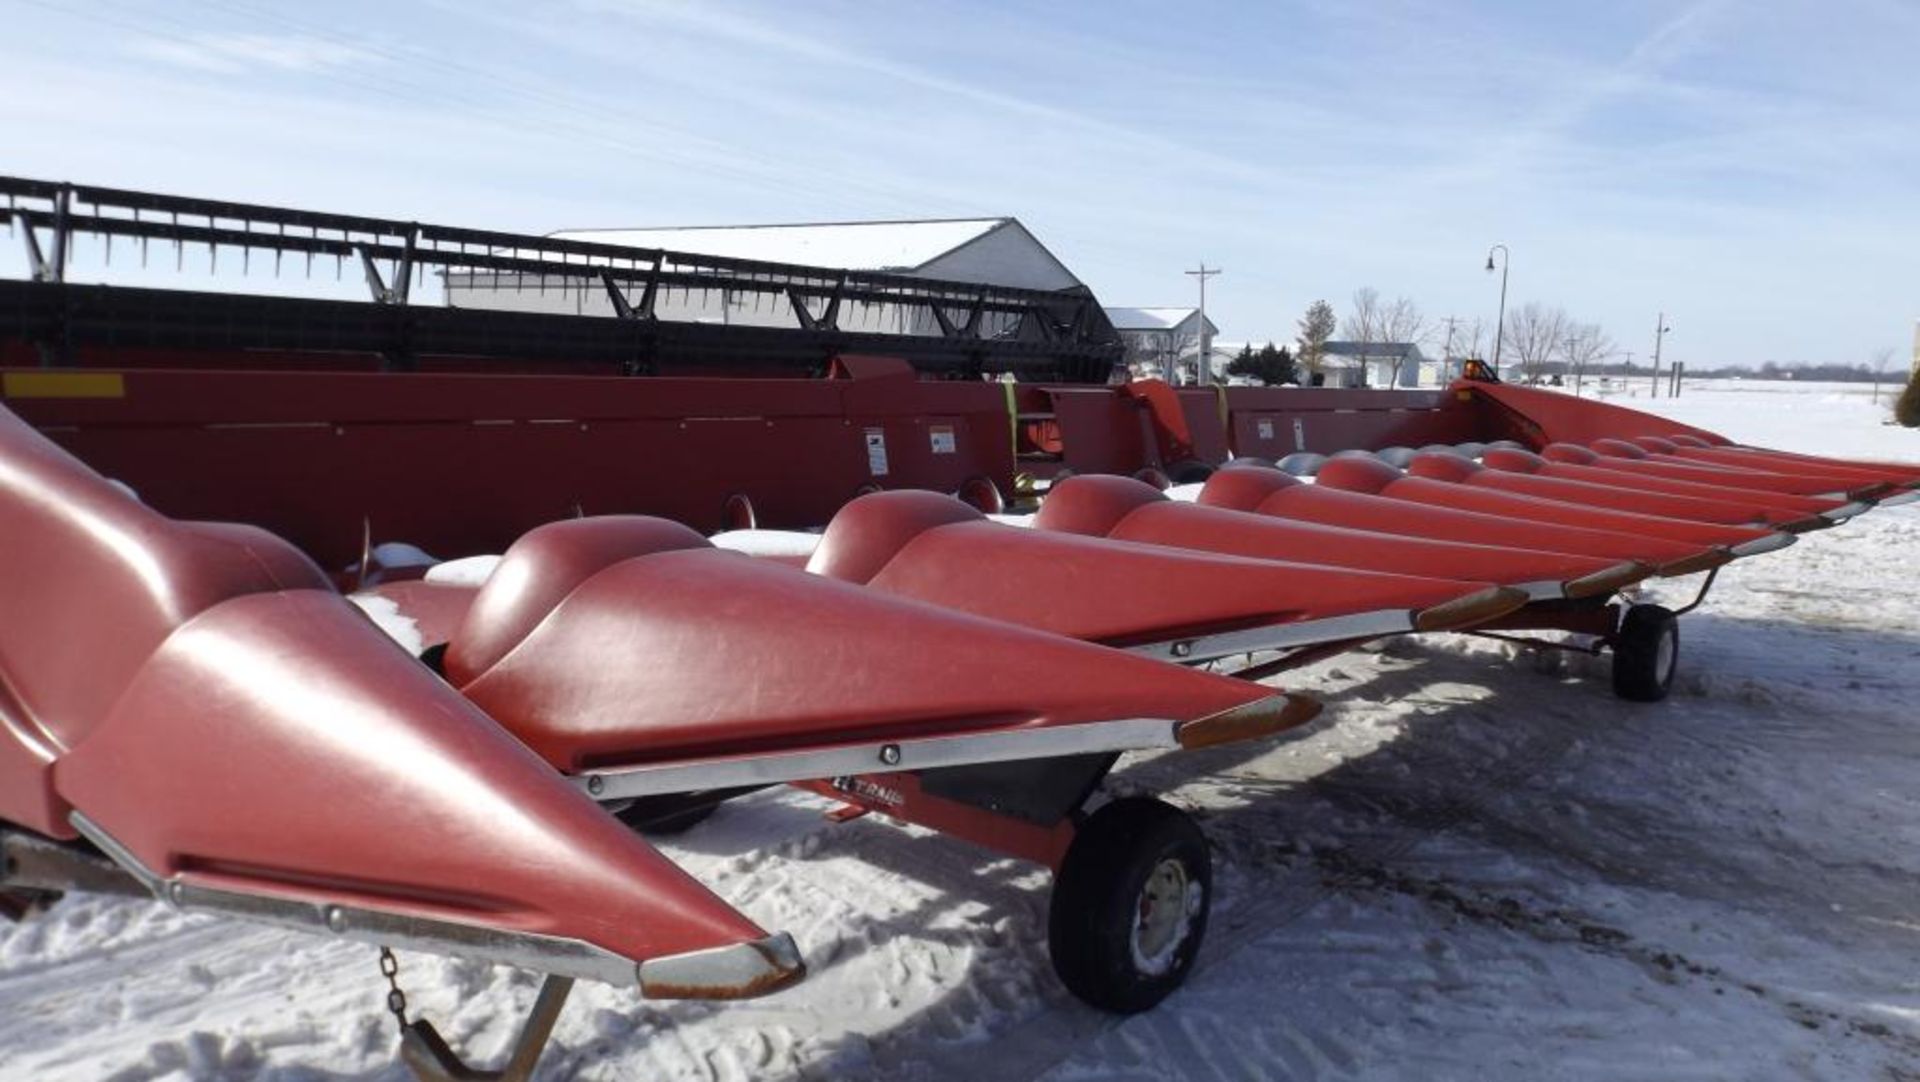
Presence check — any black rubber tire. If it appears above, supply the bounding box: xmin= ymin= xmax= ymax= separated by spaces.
xmin=957 ymin=475 xmax=1006 ymax=515
xmin=1132 ymin=466 xmax=1173 ymax=491
xmin=1612 ymin=603 xmax=1679 ymax=702
xmin=1167 ymin=459 xmax=1216 ymax=485
xmin=619 ymin=803 xmax=718 ymax=836
xmin=1048 ymin=797 xmax=1212 ymax=1014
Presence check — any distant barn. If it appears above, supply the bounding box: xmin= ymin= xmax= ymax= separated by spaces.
xmin=444 ymin=217 xmax=1090 ymax=336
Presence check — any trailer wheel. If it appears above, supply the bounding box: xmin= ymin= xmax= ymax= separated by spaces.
xmin=615 ymin=802 xmax=717 ymax=836
xmin=1132 ymin=466 xmax=1173 ymax=491
xmin=1167 ymin=459 xmax=1215 ymax=485
xmin=1612 ymin=603 xmax=1679 ymax=702
xmin=1048 ymin=797 xmax=1211 ymax=1013
xmin=956 ymin=475 xmax=1006 ymax=515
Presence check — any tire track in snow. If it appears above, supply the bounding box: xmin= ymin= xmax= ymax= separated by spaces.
xmin=875 ymin=655 xmax=1599 ymax=1082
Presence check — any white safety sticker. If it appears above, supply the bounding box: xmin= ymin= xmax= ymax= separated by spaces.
xmin=1293 ymin=418 xmax=1306 ymax=451
xmin=1257 ymin=418 xmax=1275 ymax=441
xmin=865 ymin=427 xmax=890 ymax=476
xmin=929 ymin=425 xmax=957 ymax=454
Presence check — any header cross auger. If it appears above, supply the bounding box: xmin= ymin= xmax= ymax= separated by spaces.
xmin=4 ymin=177 xmax=1916 ymax=1078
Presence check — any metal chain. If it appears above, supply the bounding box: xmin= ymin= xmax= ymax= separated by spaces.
xmin=377 ymin=947 xmax=408 ymax=1030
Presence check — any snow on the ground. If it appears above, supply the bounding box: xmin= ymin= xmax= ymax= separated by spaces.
xmin=345 ymin=594 xmax=425 ymax=656
xmin=424 ymin=554 xmax=502 ymax=587
xmin=4 ymin=383 xmax=1918 ymax=1081
xmin=710 ymin=529 xmax=823 ymax=558
xmin=1582 ymin=378 xmax=1909 ymax=459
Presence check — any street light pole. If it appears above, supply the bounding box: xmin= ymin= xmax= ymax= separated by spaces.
xmin=1650 ymin=312 xmax=1671 ymax=398
xmin=1485 ymin=244 xmax=1510 ymax=377
xmin=1186 ymin=264 xmax=1220 ymax=386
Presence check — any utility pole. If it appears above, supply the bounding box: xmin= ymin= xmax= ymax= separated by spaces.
xmin=1649 ymin=313 xmax=1671 ymax=398
xmin=1486 ymin=245 xmax=1510 ymax=376
xmin=1186 ymin=263 xmax=1220 ymax=386
xmin=1441 ymin=315 xmax=1460 ymax=381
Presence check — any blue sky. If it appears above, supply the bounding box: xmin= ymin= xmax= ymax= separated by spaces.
xmin=3 ymin=0 xmax=1915 ymax=368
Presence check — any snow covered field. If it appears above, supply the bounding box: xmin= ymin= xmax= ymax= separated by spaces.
xmin=3 ymin=382 xmax=1918 ymax=1081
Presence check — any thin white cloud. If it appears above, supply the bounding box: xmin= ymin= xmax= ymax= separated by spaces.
xmin=5 ymin=0 xmax=1917 ymax=367
xmin=575 ymin=0 xmax=1282 ymax=185
xmin=125 ymin=32 xmax=377 ymax=75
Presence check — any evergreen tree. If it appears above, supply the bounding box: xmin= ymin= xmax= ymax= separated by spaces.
xmin=1897 ymin=365 xmax=1920 ymax=427
xmin=1228 ymin=342 xmax=1297 ymax=385
xmin=1296 ymin=300 xmax=1336 ymax=381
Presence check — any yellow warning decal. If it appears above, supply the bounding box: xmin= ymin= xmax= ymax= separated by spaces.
xmin=3 ymin=372 xmax=126 ymax=399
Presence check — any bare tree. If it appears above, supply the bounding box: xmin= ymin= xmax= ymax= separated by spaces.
xmin=1344 ymin=288 xmax=1384 ymax=343
xmin=1295 ymin=299 xmax=1337 ymax=384
xmin=1459 ymin=317 xmax=1485 ymax=360
xmin=1561 ymin=322 xmax=1616 ymax=396
xmin=1344 ymin=288 xmax=1429 ymax=387
xmin=1439 ymin=317 xmax=1485 ymax=382
xmin=1342 ymin=288 xmax=1385 ymax=387
xmin=1872 ymin=347 xmax=1897 ymax=404
xmin=1380 ymin=296 xmax=1428 ymax=387
xmin=1502 ymin=302 xmax=1570 ymax=385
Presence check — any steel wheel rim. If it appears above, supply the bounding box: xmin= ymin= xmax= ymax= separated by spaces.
xmin=1130 ymin=858 xmax=1200 ymax=976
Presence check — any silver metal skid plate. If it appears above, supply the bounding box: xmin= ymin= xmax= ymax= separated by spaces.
xmin=576 ymin=717 xmax=1182 ymax=802
xmin=70 ymin=812 xmax=673 ymax=990
xmin=1130 ymin=609 xmax=1414 ymax=665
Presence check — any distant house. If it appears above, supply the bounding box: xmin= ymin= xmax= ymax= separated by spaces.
xmin=1501 ymin=358 xmax=1571 ymax=385
xmin=1105 ymin=306 xmax=1220 ymax=383
xmin=1320 ymin=341 xmax=1426 ymax=388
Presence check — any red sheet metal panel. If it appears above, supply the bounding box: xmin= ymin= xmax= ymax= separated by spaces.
xmin=809 ymin=491 xmax=1496 ymax=646
xmin=455 ymin=541 xmax=1286 ymax=771
xmin=1544 ymin=442 xmax=1860 ymax=498
xmin=1637 ymin=440 xmax=1909 ymax=491
xmin=1460 ymin=379 xmax=1726 ymax=448
xmin=56 ymin=589 xmax=777 ymax=963
xmin=1587 ymin=439 xmax=1887 ymax=499
xmin=1315 ymin=455 xmax=1772 ymax=549
xmin=2 ymin=361 xmax=1017 ymax=569
xmin=1481 ymin=447 xmax=1840 ymax=521
xmin=1037 ymin=474 xmax=1622 ymax=590
xmin=1406 ymin=450 xmax=1788 ymax=527
xmin=1038 ymin=386 xmax=1162 ymax=476
xmin=1222 ymin=385 xmax=1484 ymax=458
xmin=1197 ymin=465 xmax=1712 ymax=570
xmin=1661 ymin=436 xmax=1920 ymax=484
xmin=1 ymin=402 xmax=781 ymax=971
xmin=1120 ymin=383 xmax=1231 ymax=468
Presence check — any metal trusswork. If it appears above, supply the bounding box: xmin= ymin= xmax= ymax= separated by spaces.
xmin=0 ymin=176 xmax=1122 ymax=382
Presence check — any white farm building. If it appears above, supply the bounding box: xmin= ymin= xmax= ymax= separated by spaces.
xmin=443 ymin=217 xmax=1089 ymax=337
xmin=1104 ymin=306 xmax=1220 ymax=383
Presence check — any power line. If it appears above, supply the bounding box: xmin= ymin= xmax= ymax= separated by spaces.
xmin=1185 ymin=263 xmax=1220 ymax=386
